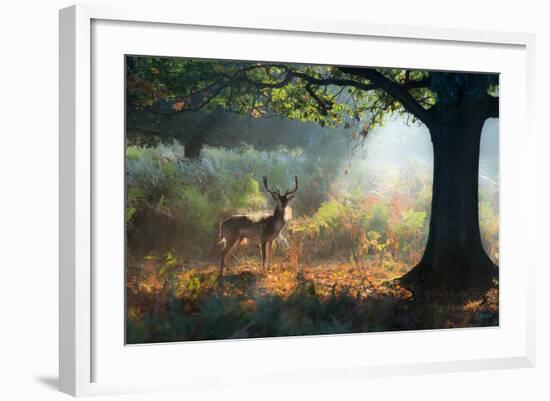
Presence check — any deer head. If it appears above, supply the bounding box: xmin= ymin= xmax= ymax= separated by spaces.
xmin=262 ymin=176 xmax=298 ymax=208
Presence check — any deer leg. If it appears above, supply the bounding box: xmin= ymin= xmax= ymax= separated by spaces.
xmin=262 ymin=241 xmax=267 ymax=270
xmin=266 ymin=241 xmax=273 ymax=269
xmin=220 ymin=232 xmax=239 ymax=275
xmin=219 ymin=248 xmax=226 ymax=275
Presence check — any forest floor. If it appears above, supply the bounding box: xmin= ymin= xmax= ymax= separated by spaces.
xmin=126 ymin=256 xmax=499 ymax=344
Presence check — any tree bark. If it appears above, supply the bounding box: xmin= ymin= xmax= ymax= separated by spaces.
xmin=184 ymin=136 xmax=203 ymax=159
xmin=400 ymin=103 xmax=498 ymax=290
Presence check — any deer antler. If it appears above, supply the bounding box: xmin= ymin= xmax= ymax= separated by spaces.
xmin=284 ymin=176 xmax=299 ymax=196
xmin=263 ymin=176 xmax=280 ymax=197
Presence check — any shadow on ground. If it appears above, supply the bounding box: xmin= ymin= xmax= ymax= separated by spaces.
xmin=126 ymin=263 xmax=499 ymax=344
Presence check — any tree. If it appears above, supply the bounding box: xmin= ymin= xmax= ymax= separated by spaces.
xmin=126 ymin=56 xmax=499 ymax=290
xmin=127 ymin=105 xmax=350 ymax=159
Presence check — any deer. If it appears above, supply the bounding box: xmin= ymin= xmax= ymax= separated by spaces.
xmin=218 ymin=176 xmax=298 ymax=275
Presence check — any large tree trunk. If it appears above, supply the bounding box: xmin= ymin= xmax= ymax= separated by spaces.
xmin=400 ymin=103 xmax=498 ymax=290
xmin=184 ymin=135 xmax=203 ymax=159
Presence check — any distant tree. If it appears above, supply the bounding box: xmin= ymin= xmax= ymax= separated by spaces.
xmin=127 ymin=105 xmax=349 ymax=159
xmin=126 ymin=56 xmax=499 ymax=290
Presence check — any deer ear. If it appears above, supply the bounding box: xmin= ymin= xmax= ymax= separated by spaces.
xmin=287 ymin=194 xmax=295 ymax=201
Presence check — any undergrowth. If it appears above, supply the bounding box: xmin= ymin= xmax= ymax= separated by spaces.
xmin=126 ymin=257 xmax=498 ymax=343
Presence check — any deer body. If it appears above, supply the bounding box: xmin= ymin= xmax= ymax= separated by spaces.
xmin=219 ymin=176 xmax=298 ymax=274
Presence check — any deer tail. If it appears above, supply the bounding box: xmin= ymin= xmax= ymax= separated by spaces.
xmin=218 ymin=221 xmax=224 ymax=239
xmin=217 ymin=222 xmax=226 ymax=247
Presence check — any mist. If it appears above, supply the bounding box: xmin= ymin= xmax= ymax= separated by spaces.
xmin=347 ymin=115 xmax=499 ymax=180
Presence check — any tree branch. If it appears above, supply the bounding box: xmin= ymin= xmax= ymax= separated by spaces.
xmin=290 ymin=70 xmax=377 ymax=92
xmin=230 ymin=71 xmax=293 ymax=89
xmin=305 ymin=84 xmax=330 ymax=115
xmin=137 ymin=84 xmax=227 ymax=117
xmin=337 ymin=67 xmax=434 ymax=128
xmin=131 ymin=64 xmax=433 ymax=123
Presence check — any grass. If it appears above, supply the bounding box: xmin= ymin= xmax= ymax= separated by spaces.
xmin=126 ymin=255 xmax=499 ymax=344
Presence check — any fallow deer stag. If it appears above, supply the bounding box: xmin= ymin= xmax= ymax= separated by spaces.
xmin=218 ymin=176 xmax=298 ymax=275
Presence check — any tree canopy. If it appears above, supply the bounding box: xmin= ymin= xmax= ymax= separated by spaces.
xmin=126 ymin=56 xmax=499 ymax=142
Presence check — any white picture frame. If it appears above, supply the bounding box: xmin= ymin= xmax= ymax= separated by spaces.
xmin=59 ymin=3 xmax=536 ymax=397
